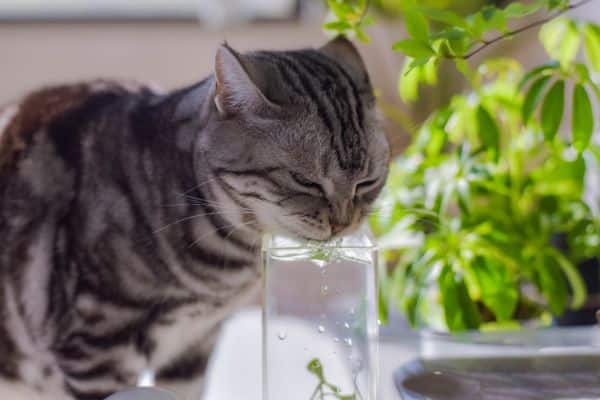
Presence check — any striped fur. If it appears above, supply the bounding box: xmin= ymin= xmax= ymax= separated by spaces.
xmin=0 ymin=37 xmax=389 ymax=399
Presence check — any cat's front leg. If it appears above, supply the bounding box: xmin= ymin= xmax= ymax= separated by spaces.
xmin=152 ymin=338 xmax=216 ymax=400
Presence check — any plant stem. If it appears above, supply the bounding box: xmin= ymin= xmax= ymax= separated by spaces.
xmin=456 ymin=0 xmax=596 ymax=59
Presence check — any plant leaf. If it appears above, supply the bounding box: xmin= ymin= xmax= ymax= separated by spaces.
xmin=355 ymin=26 xmax=370 ymax=43
xmin=547 ymin=248 xmax=587 ymax=309
xmin=539 ymin=18 xmax=581 ymax=68
xmin=537 ymin=254 xmax=568 ymax=316
xmin=398 ymin=58 xmax=420 ymax=102
xmin=473 ymin=258 xmax=518 ymax=322
xmin=572 ymin=83 xmax=594 ymax=151
xmin=583 ymin=23 xmax=600 ymax=73
xmin=418 ymin=6 xmax=466 ymax=28
xmin=503 ymin=0 xmax=546 ymax=18
xmin=540 ymin=80 xmax=565 ymax=141
xmin=439 ymin=265 xmax=481 ymax=331
xmin=307 ymin=358 xmax=324 ymax=380
xmin=323 ymin=20 xmax=352 ymax=32
xmin=393 ymin=39 xmax=435 ymax=58
xmin=522 ymin=75 xmax=551 ymax=123
xmin=518 ymin=61 xmax=558 ymax=90
xmin=404 ymin=7 xmax=429 ymax=42
xmin=476 ymin=105 xmax=500 ymax=158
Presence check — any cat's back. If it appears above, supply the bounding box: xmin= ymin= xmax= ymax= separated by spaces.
xmin=0 ymin=80 xmax=157 ymax=178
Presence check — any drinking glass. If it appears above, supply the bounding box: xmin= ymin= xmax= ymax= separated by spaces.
xmin=262 ymin=225 xmax=379 ymax=400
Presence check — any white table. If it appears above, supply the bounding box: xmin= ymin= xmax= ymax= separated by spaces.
xmin=204 ymin=308 xmax=418 ymax=400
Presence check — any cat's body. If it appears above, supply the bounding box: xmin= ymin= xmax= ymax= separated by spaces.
xmin=0 ymin=38 xmax=389 ymax=399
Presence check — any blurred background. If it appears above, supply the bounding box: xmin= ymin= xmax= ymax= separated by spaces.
xmin=1 ymin=0 xmax=599 ymax=152
xmin=2 ymin=2 xmax=600 ymax=398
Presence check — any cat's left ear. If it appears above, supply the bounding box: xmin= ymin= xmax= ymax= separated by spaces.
xmin=214 ymin=43 xmax=277 ymax=116
xmin=319 ymin=36 xmax=370 ymax=85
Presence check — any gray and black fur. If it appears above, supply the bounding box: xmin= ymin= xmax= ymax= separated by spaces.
xmin=0 ymin=37 xmax=389 ymax=399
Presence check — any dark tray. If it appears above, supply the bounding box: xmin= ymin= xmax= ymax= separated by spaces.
xmin=394 ymin=355 xmax=600 ymax=400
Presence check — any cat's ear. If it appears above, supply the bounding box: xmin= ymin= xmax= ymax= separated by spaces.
xmin=320 ymin=36 xmax=369 ymax=85
xmin=214 ymin=43 xmax=277 ymax=116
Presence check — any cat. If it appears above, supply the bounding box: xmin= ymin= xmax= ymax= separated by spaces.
xmin=0 ymin=36 xmax=389 ymax=400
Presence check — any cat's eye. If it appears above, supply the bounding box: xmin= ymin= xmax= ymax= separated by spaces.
xmin=290 ymin=172 xmax=322 ymax=192
xmin=356 ymin=177 xmax=380 ymax=193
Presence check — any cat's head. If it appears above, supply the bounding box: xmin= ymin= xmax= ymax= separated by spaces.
xmin=199 ymin=37 xmax=389 ymax=241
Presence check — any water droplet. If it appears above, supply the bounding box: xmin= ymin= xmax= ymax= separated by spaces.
xmin=317 ymin=325 xmax=326 ymax=333
xmin=344 ymin=337 xmax=353 ymax=347
xmin=377 ymin=319 xmax=382 ymax=326
xmin=321 ymin=285 xmax=329 ymax=295
xmin=277 ymin=331 xmax=287 ymax=340
xmin=333 ymin=337 xmax=340 ymax=343
xmin=349 ymin=308 xmax=356 ymax=315
xmin=344 ymin=322 xmax=350 ymax=329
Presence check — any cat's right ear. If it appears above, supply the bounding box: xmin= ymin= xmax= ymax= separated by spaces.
xmin=214 ymin=43 xmax=277 ymax=116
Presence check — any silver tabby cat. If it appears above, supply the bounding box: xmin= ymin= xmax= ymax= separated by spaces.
xmin=0 ymin=37 xmax=389 ymax=399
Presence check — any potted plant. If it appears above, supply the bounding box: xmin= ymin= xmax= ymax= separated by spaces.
xmin=324 ymin=0 xmax=600 ymax=332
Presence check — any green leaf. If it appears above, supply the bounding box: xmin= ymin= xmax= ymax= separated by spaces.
xmin=355 ymin=26 xmax=370 ymax=43
xmin=404 ymin=8 xmax=429 ymax=42
xmin=540 ymin=80 xmax=565 ymax=141
xmin=503 ymin=0 xmax=545 ymax=18
xmin=547 ymin=248 xmax=587 ymax=310
xmin=583 ymin=24 xmax=600 ymax=73
xmin=403 ymin=291 xmax=420 ymax=327
xmin=572 ymin=83 xmax=594 ymax=151
xmin=522 ymin=75 xmax=551 ymax=123
xmin=323 ymin=20 xmax=352 ymax=32
xmin=481 ymin=6 xmax=508 ymax=32
xmin=326 ymin=0 xmax=353 ymax=18
xmin=418 ymin=6 xmax=466 ymax=28
xmin=439 ymin=265 xmax=481 ymax=331
xmin=548 ymin=0 xmax=570 ymax=10
xmin=540 ymin=18 xmax=581 ymax=68
xmin=378 ymin=271 xmax=389 ymax=326
xmin=430 ymin=28 xmax=468 ymax=41
xmin=398 ymin=58 xmax=420 ymax=102
xmin=307 ymin=358 xmax=324 ymax=380
xmin=518 ymin=61 xmax=558 ymax=90
xmin=537 ymin=254 xmax=568 ymax=315
xmin=476 ymin=105 xmax=500 ymax=157
xmin=393 ymin=39 xmax=435 ymax=58
xmin=473 ymin=258 xmax=518 ymax=322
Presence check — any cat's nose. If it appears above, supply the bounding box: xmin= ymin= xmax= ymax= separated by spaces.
xmin=330 ymin=222 xmax=347 ymax=235
xmin=328 ymin=199 xmax=353 ymax=235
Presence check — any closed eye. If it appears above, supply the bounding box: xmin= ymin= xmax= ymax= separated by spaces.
xmin=357 ymin=177 xmax=379 ymax=190
xmin=290 ymin=172 xmax=323 ymax=193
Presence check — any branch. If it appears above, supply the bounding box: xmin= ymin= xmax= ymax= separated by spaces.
xmin=455 ymin=0 xmax=596 ymax=59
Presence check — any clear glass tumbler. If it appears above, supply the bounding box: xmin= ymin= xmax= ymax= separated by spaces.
xmin=262 ymin=225 xmax=379 ymax=400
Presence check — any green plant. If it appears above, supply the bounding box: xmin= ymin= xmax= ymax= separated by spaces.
xmin=307 ymin=358 xmax=356 ymax=399
xmin=325 ymin=0 xmax=600 ymax=331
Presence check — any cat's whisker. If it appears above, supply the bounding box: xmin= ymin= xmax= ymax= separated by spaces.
xmin=187 ymin=220 xmax=256 ymax=250
xmin=180 ymin=177 xmax=219 ymax=195
xmin=160 ymin=202 xmax=255 ymax=216
xmin=153 ymin=211 xmax=247 ymax=234
xmin=175 ymin=195 xmax=254 ymax=212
